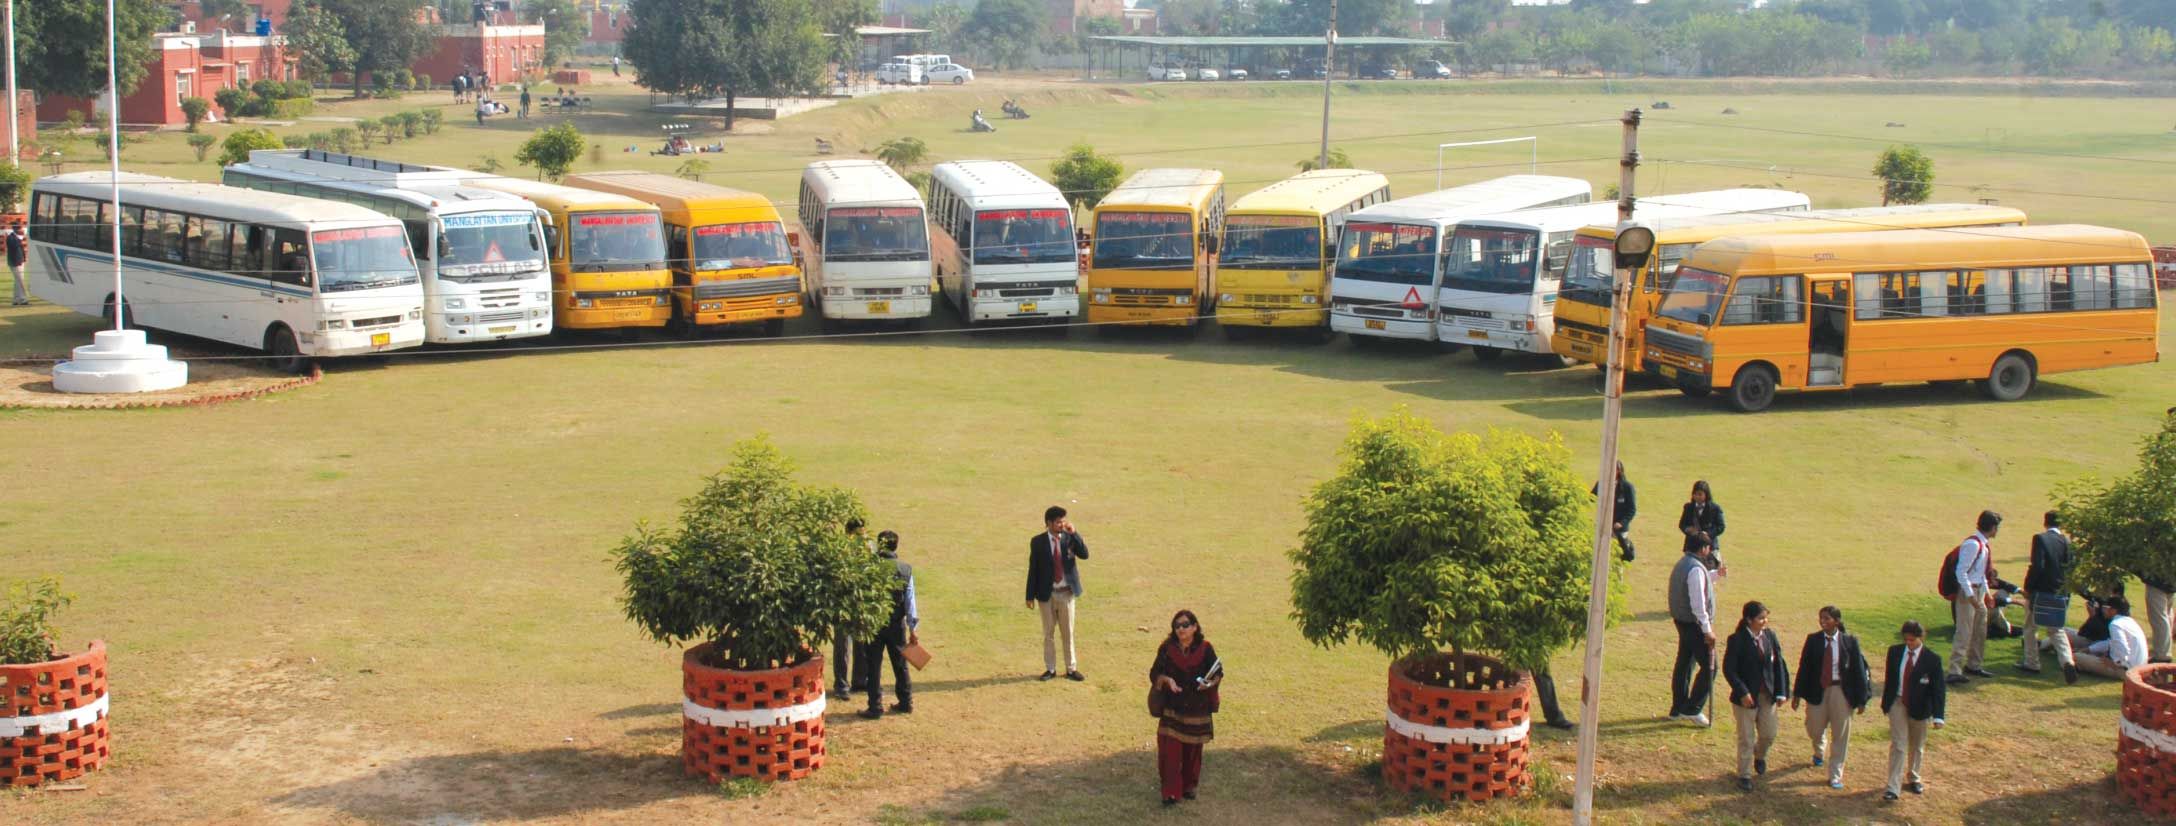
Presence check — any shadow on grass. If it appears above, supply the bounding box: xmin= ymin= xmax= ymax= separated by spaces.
xmin=1958 ymin=776 xmax=2126 ymax=825
xmin=599 ymin=702 xmax=678 ymax=720
xmin=271 ymin=747 xmax=698 ymax=821
xmin=906 ymin=673 xmax=1043 ymax=694
xmin=1504 ymin=378 xmax=2109 ymax=422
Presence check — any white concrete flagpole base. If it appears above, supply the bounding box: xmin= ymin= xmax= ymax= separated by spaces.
xmin=52 ymin=329 xmax=187 ymax=393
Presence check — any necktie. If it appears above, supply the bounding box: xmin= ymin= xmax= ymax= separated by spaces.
xmin=1051 ymin=534 xmax=1064 ymax=586
xmin=1822 ymin=635 xmax=1837 ymax=689
xmin=1901 ymin=650 xmax=1916 ymax=706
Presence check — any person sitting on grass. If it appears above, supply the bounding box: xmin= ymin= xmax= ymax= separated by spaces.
xmin=2070 ymin=595 xmax=2149 ymax=680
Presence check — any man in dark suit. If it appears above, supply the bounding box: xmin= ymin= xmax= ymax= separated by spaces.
xmin=833 ymin=518 xmax=872 ymax=698
xmin=1791 ymin=606 xmax=1871 ymax=790
xmin=1881 ymin=620 xmax=1947 ymax=801
xmin=1592 ymin=460 xmax=1636 ymax=562
xmin=2016 ymin=510 xmax=2077 ymax=682
xmin=1026 ymin=505 xmax=1089 ymax=682
xmin=857 ymin=531 xmax=918 ymax=720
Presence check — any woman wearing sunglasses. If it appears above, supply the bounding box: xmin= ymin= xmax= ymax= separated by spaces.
xmin=1148 ymin=609 xmax=1223 ymax=807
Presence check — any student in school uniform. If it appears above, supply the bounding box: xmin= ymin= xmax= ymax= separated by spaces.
xmin=1881 ymin=620 xmax=1947 ymax=802
xmin=1791 ymin=605 xmax=1872 ymax=790
xmin=1722 ymin=600 xmax=1789 ymax=792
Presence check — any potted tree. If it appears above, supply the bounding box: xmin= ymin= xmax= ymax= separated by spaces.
xmin=0 ymin=578 xmax=109 ymax=788
xmin=1289 ymin=412 xmax=1618 ymax=803
xmin=2058 ymin=415 xmax=2176 ymax=818
xmin=614 ymin=438 xmax=895 ymax=783
xmin=0 ymin=161 xmax=31 ymax=230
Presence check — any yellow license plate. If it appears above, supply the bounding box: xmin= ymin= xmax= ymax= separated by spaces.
xmin=489 ymin=325 xmax=516 ymax=334
xmin=1569 ymin=343 xmax=1593 ymax=355
xmin=1659 ymin=365 xmax=1679 ymax=380
xmin=1257 ymin=312 xmax=1277 ymax=325
xmin=1018 ymin=302 xmax=1037 ymax=313
xmin=1364 ymin=319 xmax=1386 ymax=330
xmin=1467 ymin=329 xmax=1489 ymax=339
xmin=867 ymin=301 xmax=890 ymax=314
xmin=370 ymin=332 xmax=390 ymax=347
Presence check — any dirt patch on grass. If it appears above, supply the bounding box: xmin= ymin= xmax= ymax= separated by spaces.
xmin=0 ymin=356 xmax=316 ymax=409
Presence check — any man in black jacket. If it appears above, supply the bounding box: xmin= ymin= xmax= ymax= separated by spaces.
xmin=833 ymin=518 xmax=871 ymax=698
xmin=1881 ymin=621 xmax=1947 ymax=801
xmin=857 ymin=531 xmax=918 ymax=720
xmin=1026 ymin=506 xmax=1089 ymax=682
xmin=1791 ymin=606 xmax=1871 ymax=790
xmin=1592 ymin=461 xmax=1636 ymax=562
xmin=2016 ymin=511 xmax=2077 ymax=682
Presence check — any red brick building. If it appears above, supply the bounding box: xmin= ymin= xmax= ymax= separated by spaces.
xmin=37 ymin=32 xmax=296 ymax=127
xmin=1047 ymin=0 xmax=1126 ymax=35
xmin=585 ymin=4 xmax=628 ymax=46
xmin=7 ymin=92 xmax=34 ymax=160
xmin=413 ymin=24 xmax=549 ymax=88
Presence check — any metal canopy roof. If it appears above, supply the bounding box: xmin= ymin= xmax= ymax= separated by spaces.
xmin=1091 ymin=35 xmax=1444 ymax=47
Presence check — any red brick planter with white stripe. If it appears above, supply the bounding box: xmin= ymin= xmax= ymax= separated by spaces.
xmin=680 ymin=643 xmax=826 ymax=783
xmin=1 ymin=640 xmax=110 ymax=787
xmin=2119 ymin=663 xmax=2176 ymax=818
xmin=1382 ymin=651 xmax=1531 ymax=803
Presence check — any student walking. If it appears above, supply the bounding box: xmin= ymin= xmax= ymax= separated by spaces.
xmin=2072 ymin=595 xmax=2150 ymax=679
xmin=1026 ymin=506 xmax=1088 ymax=682
xmin=518 ymin=86 xmax=531 ymax=119
xmin=856 ymin=530 xmax=918 ymax=719
xmin=1593 ymin=460 xmax=1637 ymax=562
xmin=2016 ymin=510 xmax=2078 ymax=682
xmin=1881 ymin=621 xmax=1946 ymax=801
xmin=1667 ymin=534 xmax=1719 ymax=726
xmin=612 ymin=55 xmax=622 ymax=77
xmin=2139 ymin=570 xmax=2174 ymax=664
xmin=1679 ymin=480 xmax=1727 ymax=572
xmin=1148 ymin=609 xmax=1222 ymax=807
xmin=453 ymin=72 xmax=468 ymax=103
xmin=1791 ymin=605 xmax=1871 ymax=790
xmin=1723 ymin=601 xmax=1789 ymax=791
xmin=7 ymin=223 xmax=28 ymax=306
xmin=833 ymin=518 xmax=871 ymax=697
xmin=1946 ymin=511 xmax=2001 ymax=684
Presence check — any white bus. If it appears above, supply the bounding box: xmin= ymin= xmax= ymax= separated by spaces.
xmin=1435 ymin=188 xmax=1811 ymax=360
xmin=796 ymin=160 xmax=933 ymax=325
xmin=927 ymin=160 xmax=1078 ymax=325
xmin=1330 ymin=175 xmax=1592 ymax=344
xmin=25 ymin=172 xmax=425 ymax=372
xmin=222 ymin=150 xmax=553 ymax=344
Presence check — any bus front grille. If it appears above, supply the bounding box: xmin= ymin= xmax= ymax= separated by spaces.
xmin=695 ymin=276 xmax=800 ymax=299
xmin=354 ymin=315 xmax=402 ymax=328
xmin=477 ymin=310 xmax=526 ymax=324
xmin=1646 ymin=326 xmax=1705 ymax=358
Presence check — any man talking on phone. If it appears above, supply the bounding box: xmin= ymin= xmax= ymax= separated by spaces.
xmin=1027 ymin=505 xmax=1090 ymax=682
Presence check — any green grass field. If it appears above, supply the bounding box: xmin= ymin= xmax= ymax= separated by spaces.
xmin=3 ymin=76 xmax=2174 ymax=824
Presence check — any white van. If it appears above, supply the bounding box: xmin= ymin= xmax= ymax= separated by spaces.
xmin=877 ymin=62 xmax=924 ymax=85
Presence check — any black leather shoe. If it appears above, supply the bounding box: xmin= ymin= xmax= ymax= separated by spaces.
xmin=1039 ymin=670 xmax=1056 ymax=681
xmin=856 ymin=708 xmax=882 ymax=720
xmin=1755 ymin=758 xmax=1767 ymax=776
xmin=1736 ymin=777 xmax=1753 ymax=792
xmin=1545 ymin=718 xmax=1575 ymax=730
xmin=1182 ymin=790 xmax=1196 ymax=800
xmin=1162 ymin=798 xmax=1177 ymax=807
xmin=1944 ymin=674 xmax=1969 ymax=685
xmin=2063 ymin=664 xmax=2079 ymax=685
xmin=1966 ymin=667 xmax=1997 ymax=679
xmin=1066 ymin=670 xmax=1086 ymax=682
xmin=832 ymin=683 xmax=850 ymax=696
xmin=1882 ymin=791 xmax=1899 ymax=801
xmin=1907 ymin=781 xmax=1924 ymax=795
xmin=890 ymin=702 xmax=913 ymax=714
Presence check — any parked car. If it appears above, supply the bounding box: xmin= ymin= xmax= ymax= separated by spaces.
xmin=1195 ymin=67 xmax=1221 ymax=81
xmin=1272 ymin=68 xmax=1293 ymax=80
xmin=1148 ymin=63 xmax=1189 ymax=81
xmin=1225 ymin=67 xmax=1249 ymax=80
xmin=876 ymin=62 xmax=925 ymax=85
xmin=1364 ymin=65 xmax=1400 ymax=80
xmin=1418 ymin=60 xmax=1453 ymax=79
xmin=927 ymin=63 xmax=975 ymax=84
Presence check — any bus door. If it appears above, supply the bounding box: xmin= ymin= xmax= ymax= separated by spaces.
xmin=1808 ymin=278 xmax=1848 ymax=387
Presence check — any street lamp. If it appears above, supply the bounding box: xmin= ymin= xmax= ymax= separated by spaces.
xmin=1612 ymin=224 xmax=1655 ymax=271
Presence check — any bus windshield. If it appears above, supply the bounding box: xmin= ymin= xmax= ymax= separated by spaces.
xmin=1221 ymin=215 xmax=1322 ymax=270
xmin=1441 ymin=226 xmax=1540 ymax=294
xmin=440 ymin=212 xmax=544 ymax=280
xmin=1657 ymin=267 xmax=1731 ymax=325
xmin=972 ymin=209 xmax=1074 ymax=265
xmin=825 ymin=207 xmax=930 ymax=262
xmin=692 ymin=221 xmax=794 ymax=270
xmin=1093 ymin=211 xmax=1194 ymax=271
xmin=1561 ymin=235 xmax=1614 ymax=305
xmin=568 ymin=211 xmax=667 ymax=272
xmin=312 ymin=226 xmax=418 ymax=293
xmin=1337 ymin=222 xmax=1435 ymax=285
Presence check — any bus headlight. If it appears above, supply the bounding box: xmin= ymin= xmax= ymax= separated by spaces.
xmin=407 ymin=309 xmax=422 ymax=320
xmin=1092 ymin=288 xmax=1111 ymax=304
xmin=910 ymin=284 xmax=930 ymax=296
xmin=1219 ymin=293 xmax=1234 ymax=304
xmin=1174 ymin=295 xmax=1192 ymax=306
xmin=1300 ymin=294 xmax=1319 ymax=305
xmin=529 ymin=308 xmax=546 ymax=319
xmin=576 ymin=298 xmax=594 ymax=308
xmin=653 ymin=295 xmax=669 ymax=306
xmin=533 ymin=292 xmax=549 ymax=304
xmin=822 ymin=286 xmax=848 ymax=297
xmin=443 ymin=298 xmax=465 ymax=310
xmin=776 ymin=295 xmax=797 ymax=305
xmin=318 ymin=319 xmax=346 ymax=330
xmin=447 ymin=314 xmax=474 ymax=324
xmin=1059 ymin=285 xmax=1077 ymax=295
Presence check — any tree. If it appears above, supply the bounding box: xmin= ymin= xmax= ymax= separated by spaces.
xmin=874 ymin=136 xmax=929 ymax=172
xmin=1872 ymin=144 xmax=1934 ymax=205
xmin=517 ymin=123 xmax=588 ymax=181
xmin=355 ymin=119 xmax=382 ymax=145
xmin=1884 ymin=39 xmax=1934 ymax=75
xmin=924 ymin=1 xmax=970 ymax=54
xmin=814 ymin=0 xmax=878 ymax=69
xmin=377 ymin=114 xmax=404 ymax=143
xmin=0 ymin=579 xmax=72 ymax=666
xmin=1050 ymin=142 xmax=1124 ymax=209
xmin=307 ymin=0 xmax=437 ymax=98
xmin=523 ymin=0 xmax=592 ymax=68
xmin=216 ymin=127 xmax=285 ymax=167
xmin=614 ymin=438 xmax=896 ymax=671
xmin=187 ymin=132 xmax=220 ymax=162
xmin=1267 ymin=0 xmax=1412 ymax=36
xmin=1298 ymin=147 xmax=1353 ymax=171
xmin=676 ymin=158 xmax=712 ymax=181
xmin=965 ymin=0 xmax=1044 ymax=70
xmin=180 ymin=98 xmax=212 ymax=132
xmin=0 ymin=163 xmax=31 ymax=214
xmin=1287 ymin=412 xmax=1616 ymax=680
xmin=14 ymin=0 xmax=166 ymax=101
xmin=284 ymin=0 xmax=359 ymax=86
xmin=625 ymin=0 xmax=829 ymax=131
xmin=2058 ymin=415 xmax=2176 ymax=595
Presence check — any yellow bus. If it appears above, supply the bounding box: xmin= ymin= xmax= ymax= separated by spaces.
xmin=564 ymin=171 xmax=802 ymax=336
xmin=1215 ymin=169 xmax=1390 ymax=333
xmin=1645 ymin=224 xmax=2159 ymax=412
xmin=1553 ymin=204 xmax=2028 ymax=372
xmin=458 ymin=175 xmax=672 ymax=331
xmin=1086 ymin=168 xmax=1225 ymax=328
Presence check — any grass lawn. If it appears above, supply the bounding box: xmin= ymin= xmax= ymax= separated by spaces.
xmin=2 ymin=75 xmax=2173 ymax=824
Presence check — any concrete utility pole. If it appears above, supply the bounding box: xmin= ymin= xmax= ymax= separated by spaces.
xmin=1572 ymin=107 xmax=1641 ymax=826
xmin=1317 ymin=0 xmax=1337 ymax=171
xmin=106 ymin=0 xmax=123 ymax=329
xmin=5 ymin=0 xmax=17 ymax=166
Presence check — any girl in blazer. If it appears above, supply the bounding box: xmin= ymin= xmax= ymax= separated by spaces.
xmin=1679 ymin=480 xmax=1727 ymax=572
xmin=1791 ymin=606 xmax=1872 ymax=789
xmin=1723 ymin=600 xmax=1789 ymax=790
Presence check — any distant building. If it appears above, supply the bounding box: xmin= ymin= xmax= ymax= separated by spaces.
xmin=37 ymin=31 xmax=296 ymax=126
xmin=1049 ymin=0 xmax=1126 ymax=35
xmin=414 ymin=24 xmax=550 ymax=86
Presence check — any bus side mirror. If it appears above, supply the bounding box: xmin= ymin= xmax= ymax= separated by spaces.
xmin=437 ymin=233 xmax=453 ymax=258
xmin=1203 ymin=235 xmax=1220 ymax=255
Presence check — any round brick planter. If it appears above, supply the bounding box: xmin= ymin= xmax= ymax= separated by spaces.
xmin=1382 ymin=651 xmax=1531 ymax=803
xmin=680 ymin=643 xmax=825 ymax=783
xmin=2119 ymin=663 xmax=2176 ymax=818
xmin=1 ymin=641 xmax=110 ymax=788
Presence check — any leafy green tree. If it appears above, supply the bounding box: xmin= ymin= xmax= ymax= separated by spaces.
xmin=307 ymin=0 xmax=437 ymax=98
xmin=924 ymin=1 xmax=970 ymax=54
xmin=0 ymin=163 xmax=31 ymax=214
xmin=814 ymin=0 xmax=878 ymax=68
xmin=2058 ymin=415 xmax=2176 ymax=595
xmin=676 ymin=158 xmax=712 ymax=180
xmin=15 ymin=0 xmax=166 ymax=100
xmin=419 ymin=109 xmax=444 ymax=135
xmin=377 ymin=115 xmax=404 ymax=143
xmin=1872 ymin=144 xmax=1934 ymax=205
xmin=0 ymin=579 xmax=72 ymax=666
xmin=1297 ymin=147 xmax=1352 ymax=171
xmin=1288 ymin=412 xmax=1616 ymax=679
xmin=215 ymin=127 xmax=285 ymax=167
xmin=1884 ymin=39 xmax=1933 ymax=75
xmin=965 ymin=0 xmax=1044 ymax=70
xmin=625 ymin=0 xmax=828 ymax=131
xmin=395 ymin=111 xmax=424 ymax=138
xmin=355 ymin=119 xmax=382 ymax=145
xmin=516 ymin=122 xmax=588 ymax=181
xmin=1049 ymin=142 xmax=1124 ymax=209
xmin=284 ymin=0 xmax=360 ymax=85
xmin=614 ymin=438 xmax=896 ymax=671
xmin=875 ymin=136 xmax=929 ymax=172
xmin=523 ymin=0 xmax=592 ymax=67
xmin=1267 ymin=0 xmax=1413 ymax=36
xmin=180 ymin=97 xmax=212 ymax=132
xmin=328 ymin=127 xmax=359 ymax=153
xmin=187 ymin=132 xmax=220 ymax=162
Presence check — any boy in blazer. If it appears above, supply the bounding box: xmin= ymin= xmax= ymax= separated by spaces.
xmin=1791 ymin=606 xmax=1872 ymax=789
xmin=1881 ymin=621 xmax=1947 ymax=801
xmin=1026 ymin=505 xmax=1089 ymax=682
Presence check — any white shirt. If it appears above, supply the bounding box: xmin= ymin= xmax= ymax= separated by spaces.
xmin=1684 ymin=560 xmax=1715 ymax=634
xmin=1954 ymin=532 xmax=1991 ymax=598
xmin=2105 ymin=615 xmax=2150 ymax=670
xmin=1825 ymin=632 xmax=1841 ymax=682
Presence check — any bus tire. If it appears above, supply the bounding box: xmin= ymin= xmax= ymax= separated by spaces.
xmin=763 ymin=318 xmax=786 ymax=338
xmin=100 ymin=294 xmax=136 ymax=329
xmin=1472 ymin=346 xmax=1503 ymax=362
xmin=1979 ymin=351 xmax=2036 ymax=402
xmin=263 ymin=325 xmax=310 ymax=375
xmin=1727 ymin=363 xmax=1780 ymax=413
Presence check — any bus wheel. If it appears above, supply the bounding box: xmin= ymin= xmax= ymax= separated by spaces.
xmin=763 ymin=318 xmax=786 ymax=338
xmin=263 ymin=325 xmax=311 ymax=375
xmin=1727 ymin=363 xmax=1779 ymax=413
xmin=1472 ymin=346 xmax=1503 ymax=362
xmin=1979 ymin=352 xmax=2036 ymax=401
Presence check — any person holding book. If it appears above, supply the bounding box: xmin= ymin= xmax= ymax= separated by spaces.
xmin=1149 ymin=609 xmax=1222 ymax=807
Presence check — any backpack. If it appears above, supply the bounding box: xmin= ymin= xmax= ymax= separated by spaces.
xmin=1937 ymin=545 xmax=1962 ymax=600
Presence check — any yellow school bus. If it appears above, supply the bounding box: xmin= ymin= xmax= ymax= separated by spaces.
xmin=1645 ymin=225 xmax=2159 ymax=412
xmin=564 ymin=171 xmax=802 ymax=336
xmin=1215 ymin=169 xmax=1390 ymax=332
xmin=1086 ymin=168 xmax=1225 ymax=327
xmin=1553 ymin=204 xmax=2028 ymax=372
xmin=459 ymin=175 xmax=672 ymax=330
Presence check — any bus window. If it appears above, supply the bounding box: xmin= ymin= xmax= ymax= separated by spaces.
xmin=270 ymin=228 xmax=311 ymax=287
xmin=2115 ymin=263 xmax=2156 ymax=308
xmin=148 ymin=210 xmax=186 ymax=264
xmin=121 ymin=206 xmax=145 ymax=257
xmin=1721 ymin=276 xmax=1802 ymax=325
xmin=1092 ymin=211 xmax=1191 ymax=270
xmin=971 ymin=210 xmax=1072 ymax=265
xmin=1658 ymin=267 xmax=1731 ymax=325
xmin=198 ymin=220 xmax=234 ymax=271
xmin=2073 ymin=264 xmax=2113 ymax=310
xmin=1338 ymin=222 xmax=1434 ymax=284
xmin=1221 ymin=215 xmax=1321 ymax=270
xmin=1441 ymin=226 xmax=1539 ymax=295
xmin=824 ymin=207 xmax=927 ymax=263
xmin=2013 ymin=268 xmax=2049 ymax=313
xmin=693 ymin=222 xmax=793 ymax=269
xmin=311 ymin=225 xmax=415 ymax=292
xmin=183 ymin=216 xmax=208 ymax=265
xmin=568 ymin=212 xmax=667 ymax=272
